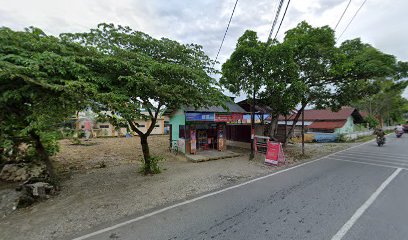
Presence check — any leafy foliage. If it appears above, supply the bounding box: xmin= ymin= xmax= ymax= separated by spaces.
xmin=364 ymin=115 xmax=380 ymax=129
xmin=221 ymin=31 xmax=304 ymax=138
xmin=353 ymin=79 xmax=408 ymax=125
xmin=0 ymin=27 xmax=94 ymax=177
xmin=221 ymin=21 xmax=406 ymax=142
xmin=62 ymin=23 xmax=226 ymax=174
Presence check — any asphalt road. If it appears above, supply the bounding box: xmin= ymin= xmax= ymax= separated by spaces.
xmin=72 ymin=134 xmax=408 ymax=240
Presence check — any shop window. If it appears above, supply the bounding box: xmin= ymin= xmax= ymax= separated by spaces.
xmin=179 ymin=125 xmax=185 ymax=139
xmin=99 ymin=125 xmax=109 ymax=129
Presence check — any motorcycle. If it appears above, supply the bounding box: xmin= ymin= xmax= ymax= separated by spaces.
xmin=396 ymin=130 xmax=404 ymax=138
xmin=376 ymin=136 xmax=385 ymax=146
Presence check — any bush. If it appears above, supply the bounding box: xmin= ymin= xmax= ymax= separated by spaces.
xmin=364 ymin=115 xmax=380 ymax=129
xmin=336 ymin=133 xmax=347 ymax=143
xmin=139 ymin=156 xmax=164 ymax=174
xmin=40 ymin=132 xmax=60 ymax=156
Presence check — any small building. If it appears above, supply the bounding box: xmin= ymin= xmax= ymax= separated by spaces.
xmin=165 ymin=101 xmax=246 ymax=154
xmin=281 ymin=107 xmax=365 ymax=134
xmin=75 ymin=110 xmax=166 ymax=137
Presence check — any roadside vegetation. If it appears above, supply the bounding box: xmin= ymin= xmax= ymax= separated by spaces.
xmin=1 ymin=21 xmax=407 ymax=187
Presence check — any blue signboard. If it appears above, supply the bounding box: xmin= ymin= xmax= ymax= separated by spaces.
xmin=186 ymin=112 xmax=215 ymax=122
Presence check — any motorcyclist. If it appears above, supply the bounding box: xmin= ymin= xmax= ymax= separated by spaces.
xmin=374 ymin=127 xmax=385 ymax=142
xmin=395 ymin=124 xmax=404 ymax=137
xmin=395 ymin=124 xmax=404 ymax=133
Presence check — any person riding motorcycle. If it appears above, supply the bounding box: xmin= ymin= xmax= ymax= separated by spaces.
xmin=374 ymin=127 xmax=386 ymax=144
xmin=395 ymin=124 xmax=404 ymax=138
xmin=395 ymin=124 xmax=404 ymax=132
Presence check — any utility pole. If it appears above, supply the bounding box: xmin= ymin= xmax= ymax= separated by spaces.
xmin=250 ymin=88 xmax=255 ymax=160
xmin=301 ymin=100 xmax=305 ymax=156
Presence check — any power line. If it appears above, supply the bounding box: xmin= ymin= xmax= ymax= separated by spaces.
xmin=267 ymin=0 xmax=280 ymax=40
xmin=334 ymin=0 xmax=352 ymax=30
xmin=213 ymin=0 xmax=239 ymax=65
xmin=337 ymin=0 xmax=368 ymax=42
xmin=267 ymin=0 xmax=285 ymax=41
xmin=273 ymin=0 xmax=291 ymax=40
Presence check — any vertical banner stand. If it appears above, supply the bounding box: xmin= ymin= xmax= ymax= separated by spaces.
xmin=265 ymin=140 xmax=285 ymax=166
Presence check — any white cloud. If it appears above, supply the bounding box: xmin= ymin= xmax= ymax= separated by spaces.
xmin=1 ymin=0 xmax=407 ymax=98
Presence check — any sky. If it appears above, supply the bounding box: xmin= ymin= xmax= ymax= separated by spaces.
xmin=1 ymin=0 xmax=407 ymax=99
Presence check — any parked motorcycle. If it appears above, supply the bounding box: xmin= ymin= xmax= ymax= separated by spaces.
xmin=376 ymin=136 xmax=385 ymax=146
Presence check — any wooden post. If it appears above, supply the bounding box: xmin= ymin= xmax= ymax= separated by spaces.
xmin=301 ymin=104 xmax=305 ymax=155
xmin=250 ymin=91 xmax=255 ymax=160
xmin=284 ymin=114 xmax=288 ymax=146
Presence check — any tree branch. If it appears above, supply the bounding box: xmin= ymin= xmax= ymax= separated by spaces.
xmin=127 ymin=120 xmax=144 ymax=136
xmin=145 ymin=104 xmax=162 ymax=136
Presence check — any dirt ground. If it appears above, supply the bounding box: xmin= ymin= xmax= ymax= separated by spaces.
xmin=0 ymin=136 xmax=356 ymax=240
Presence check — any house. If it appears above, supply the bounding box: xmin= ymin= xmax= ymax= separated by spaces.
xmin=75 ymin=110 xmax=166 ymax=137
xmin=280 ymin=107 xmax=366 ymax=134
xmin=164 ymin=100 xmax=247 ymax=154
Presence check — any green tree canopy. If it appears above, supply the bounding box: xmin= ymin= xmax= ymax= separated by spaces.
xmin=0 ymin=27 xmax=94 ymax=178
xmin=221 ymin=30 xmax=304 ymax=140
xmin=282 ymin=21 xmax=404 ymax=137
xmin=62 ymin=23 xmax=226 ymax=174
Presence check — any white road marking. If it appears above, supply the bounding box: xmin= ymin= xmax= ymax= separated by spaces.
xmin=331 ymin=168 xmax=402 ymax=240
xmin=340 ymin=151 xmax=408 ymax=160
xmin=72 ymin=139 xmax=378 ymax=240
xmin=330 ymin=155 xmax=408 ymax=167
xmin=331 ymin=158 xmax=408 ymax=170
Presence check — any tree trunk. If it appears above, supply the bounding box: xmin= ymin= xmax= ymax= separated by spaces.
xmin=285 ymin=103 xmax=307 ymax=145
xmin=268 ymin=113 xmax=279 ymax=141
xmin=31 ymin=132 xmax=56 ymax=181
xmin=140 ymin=134 xmax=152 ymax=175
xmin=283 ymin=115 xmax=288 ymax=147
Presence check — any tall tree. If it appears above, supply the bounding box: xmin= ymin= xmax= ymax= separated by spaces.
xmin=283 ymin=22 xmax=401 ymax=138
xmin=0 ymin=27 xmax=93 ymax=179
xmin=221 ymin=30 xmax=307 ymax=145
xmin=258 ymin=42 xmax=304 ymax=140
xmin=62 ymin=24 xmax=225 ymax=174
xmin=353 ymin=79 xmax=408 ymax=126
xmin=221 ymin=30 xmax=270 ymax=158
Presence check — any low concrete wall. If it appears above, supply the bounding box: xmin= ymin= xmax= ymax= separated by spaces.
xmin=343 ymin=131 xmax=373 ymax=140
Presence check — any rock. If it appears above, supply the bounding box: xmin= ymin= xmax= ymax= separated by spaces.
xmin=0 ymin=163 xmax=47 ymax=182
xmin=15 ymin=167 xmax=26 ymax=177
xmin=17 ymin=194 xmax=35 ymax=209
xmin=0 ymin=189 xmax=22 ymax=218
xmin=24 ymin=182 xmax=55 ymax=198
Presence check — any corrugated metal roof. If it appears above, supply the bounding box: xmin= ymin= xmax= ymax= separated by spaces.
xmin=184 ymin=101 xmax=247 ymax=113
xmin=278 ymin=107 xmax=360 ymax=121
xmin=308 ymin=120 xmax=347 ymax=129
xmin=278 ymin=121 xmax=313 ymax=126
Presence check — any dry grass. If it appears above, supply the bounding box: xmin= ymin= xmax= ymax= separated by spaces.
xmin=53 ymin=135 xmax=184 ymax=174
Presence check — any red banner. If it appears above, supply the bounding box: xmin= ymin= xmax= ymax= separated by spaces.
xmin=215 ymin=113 xmax=243 ymax=122
xmin=265 ymin=142 xmax=285 ymax=165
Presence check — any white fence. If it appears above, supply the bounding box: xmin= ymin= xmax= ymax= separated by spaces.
xmin=343 ymin=126 xmax=395 ymax=141
xmin=343 ymin=131 xmax=373 ymax=140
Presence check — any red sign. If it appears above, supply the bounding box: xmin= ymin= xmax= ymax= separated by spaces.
xmin=215 ymin=113 xmax=243 ymax=122
xmin=265 ymin=142 xmax=285 ymax=165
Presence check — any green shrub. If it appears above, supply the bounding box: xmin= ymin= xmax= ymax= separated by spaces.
xmin=336 ymin=133 xmax=347 ymax=143
xmin=139 ymin=156 xmax=164 ymax=174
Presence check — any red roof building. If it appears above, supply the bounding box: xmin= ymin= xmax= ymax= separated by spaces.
xmin=278 ymin=107 xmax=365 ymax=133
